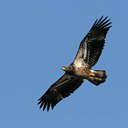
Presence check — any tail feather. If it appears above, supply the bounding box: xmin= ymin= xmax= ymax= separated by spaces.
xmin=88 ymin=70 xmax=107 ymax=85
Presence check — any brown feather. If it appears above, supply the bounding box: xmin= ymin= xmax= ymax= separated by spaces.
xmin=74 ymin=16 xmax=112 ymax=67
xmin=38 ymin=73 xmax=83 ymax=111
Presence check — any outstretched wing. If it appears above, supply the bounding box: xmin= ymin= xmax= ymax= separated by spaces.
xmin=73 ymin=16 xmax=112 ymax=68
xmin=38 ymin=73 xmax=83 ymax=111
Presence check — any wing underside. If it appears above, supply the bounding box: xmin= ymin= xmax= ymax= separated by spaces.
xmin=38 ymin=73 xmax=83 ymax=111
xmin=74 ymin=16 xmax=112 ymax=67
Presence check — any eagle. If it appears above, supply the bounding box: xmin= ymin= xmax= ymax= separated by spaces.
xmin=38 ymin=16 xmax=112 ymax=111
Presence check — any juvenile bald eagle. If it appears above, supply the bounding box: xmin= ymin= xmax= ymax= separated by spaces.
xmin=38 ymin=16 xmax=112 ymax=111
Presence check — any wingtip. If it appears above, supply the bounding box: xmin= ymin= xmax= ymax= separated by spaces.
xmin=92 ymin=16 xmax=112 ymax=31
xmin=37 ymin=95 xmax=56 ymax=111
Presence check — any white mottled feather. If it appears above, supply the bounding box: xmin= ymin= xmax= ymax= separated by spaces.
xmin=74 ymin=58 xmax=85 ymax=68
xmin=83 ymin=41 xmax=87 ymax=60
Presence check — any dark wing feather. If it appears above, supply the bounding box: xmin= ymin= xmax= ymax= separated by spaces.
xmin=38 ymin=73 xmax=83 ymax=111
xmin=74 ymin=16 xmax=112 ymax=67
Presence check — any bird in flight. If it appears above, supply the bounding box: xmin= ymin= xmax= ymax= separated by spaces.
xmin=38 ymin=16 xmax=112 ymax=111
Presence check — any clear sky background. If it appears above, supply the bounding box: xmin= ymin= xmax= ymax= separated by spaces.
xmin=0 ymin=0 xmax=128 ymax=128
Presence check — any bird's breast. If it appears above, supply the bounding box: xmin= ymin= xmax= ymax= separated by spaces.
xmin=73 ymin=58 xmax=85 ymax=68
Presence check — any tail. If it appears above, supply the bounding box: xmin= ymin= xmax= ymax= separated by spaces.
xmin=88 ymin=70 xmax=107 ymax=86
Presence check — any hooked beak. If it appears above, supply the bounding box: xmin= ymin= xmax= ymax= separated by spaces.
xmin=61 ymin=66 xmax=66 ymax=71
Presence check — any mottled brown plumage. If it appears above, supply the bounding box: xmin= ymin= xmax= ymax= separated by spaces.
xmin=38 ymin=16 xmax=112 ymax=111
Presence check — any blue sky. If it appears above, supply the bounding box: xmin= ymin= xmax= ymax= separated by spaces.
xmin=0 ymin=0 xmax=128 ymax=127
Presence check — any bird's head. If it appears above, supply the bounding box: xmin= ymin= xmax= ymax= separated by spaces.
xmin=61 ymin=65 xmax=73 ymax=72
